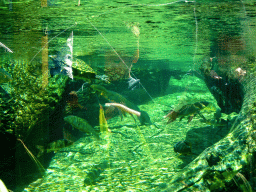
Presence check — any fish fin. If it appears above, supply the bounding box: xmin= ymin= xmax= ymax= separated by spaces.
xmin=99 ymin=104 xmax=110 ymax=133
xmin=139 ymin=111 xmax=152 ymax=125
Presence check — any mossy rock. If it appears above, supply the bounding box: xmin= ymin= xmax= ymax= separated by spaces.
xmin=72 ymin=58 xmax=96 ymax=81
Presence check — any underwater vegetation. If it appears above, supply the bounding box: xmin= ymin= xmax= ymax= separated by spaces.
xmin=0 ymin=68 xmax=12 ymax=84
xmin=1 ymin=59 xmax=68 ymax=138
xmin=0 ymin=57 xmax=69 ymax=190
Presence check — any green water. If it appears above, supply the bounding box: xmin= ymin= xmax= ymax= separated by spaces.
xmin=0 ymin=0 xmax=256 ymax=191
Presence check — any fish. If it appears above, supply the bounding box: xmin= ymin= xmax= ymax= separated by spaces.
xmin=0 ymin=68 xmax=12 ymax=84
xmin=49 ymin=32 xmax=73 ymax=79
xmin=164 ymin=101 xmax=211 ymax=124
xmin=36 ymin=139 xmax=73 ymax=157
xmin=91 ymin=84 xmax=141 ymax=112
xmin=200 ymin=118 xmax=227 ymax=127
xmin=64 ymin=115 xmax=99 ymax=139
xmin=127 ymin=76 xmax=140 ymax=90
xmin=91 ymin=85 xmax=152 ymax=125
xmin=174 ymin=140 xmax=192 ymax=155
xmin=105 ymin=103 xmax=152 ymax=125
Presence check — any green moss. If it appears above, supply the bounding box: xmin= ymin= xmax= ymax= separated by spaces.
xmin=0 ymin=59 xmax=68 ymax=138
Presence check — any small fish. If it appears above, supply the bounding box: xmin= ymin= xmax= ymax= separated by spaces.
xmin=0 ymin=68 xmax=12 ymax=84
xmin=127 ymin=76 xmax=140 ymax=90
xmin=164 ymin=101 xmax=210 ymax=124
xmin=64 ymin=115 xmax=99 ymax=139
xmin=36 ymin=139 xmax=73 ymax=157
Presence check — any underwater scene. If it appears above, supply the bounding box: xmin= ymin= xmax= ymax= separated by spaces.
xmin=1 ymin=0 xmax=256 ymax=191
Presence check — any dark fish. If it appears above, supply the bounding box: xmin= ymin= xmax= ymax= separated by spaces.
xmin=139 ymin=110 xmax=152 ymax=125
xmin=91 ymin=84 xmax=141 ymax=112
xmin=66 ymin=91 xmax=84 ymax=110
xmin=174 ymin=141 xmax=192 ymax=155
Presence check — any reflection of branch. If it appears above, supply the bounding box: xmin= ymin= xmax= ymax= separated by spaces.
xmin=0 ymin=42 xmax=13 ymax=53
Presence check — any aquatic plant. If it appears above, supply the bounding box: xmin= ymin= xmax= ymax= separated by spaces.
xmin=0 ymin=59 xmax=68 ymax=138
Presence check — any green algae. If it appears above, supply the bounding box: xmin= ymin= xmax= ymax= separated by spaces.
xmin=0 ymin=59 xmax=68 ymax=137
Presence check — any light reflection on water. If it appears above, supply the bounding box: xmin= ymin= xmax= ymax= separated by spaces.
xmin=1 ymin=0 xmax=246 ymax=71
xmin=0 ymin=1 xmax=253 ymax=72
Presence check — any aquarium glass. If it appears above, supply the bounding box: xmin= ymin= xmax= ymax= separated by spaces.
xmin=0 ymin=0 xmax=256 ymax=191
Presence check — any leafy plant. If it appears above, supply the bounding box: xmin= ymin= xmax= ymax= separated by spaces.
xmin=1 ymin=59 xmax=68 ymax=138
